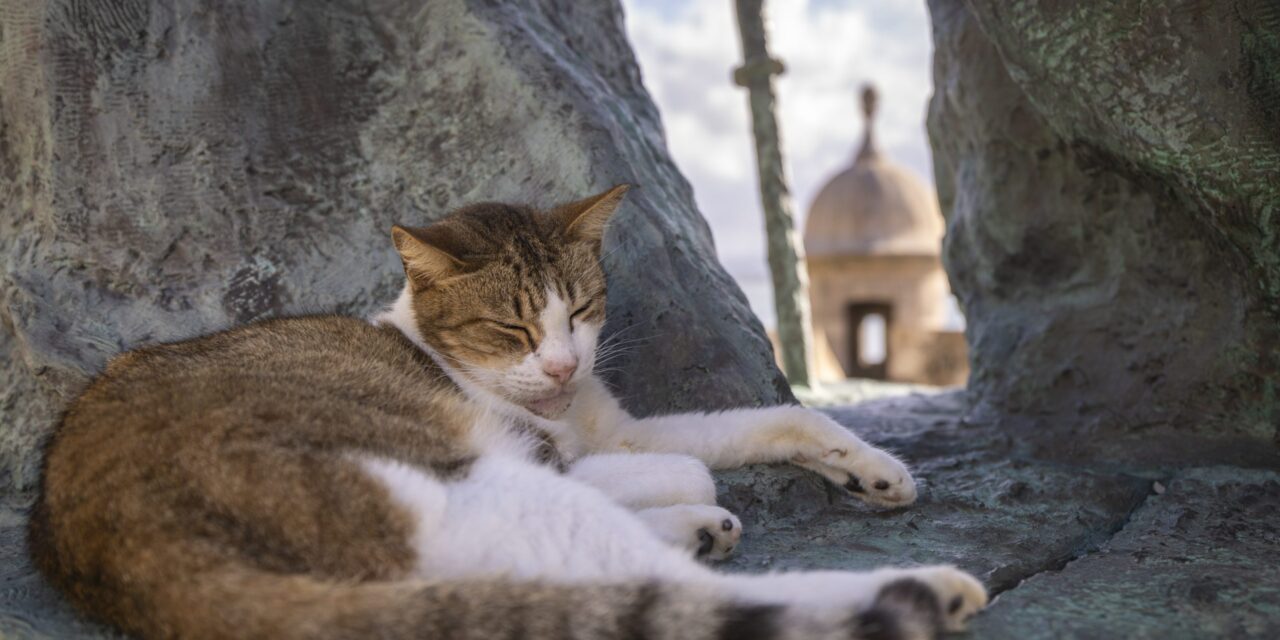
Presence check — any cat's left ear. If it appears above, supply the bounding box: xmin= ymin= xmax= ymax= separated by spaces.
xmin=553 ymin=183 xmax=631 ymax=244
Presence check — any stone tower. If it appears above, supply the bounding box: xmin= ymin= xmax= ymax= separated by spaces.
xmin=802 ymin=85 xmax=966 ymax=385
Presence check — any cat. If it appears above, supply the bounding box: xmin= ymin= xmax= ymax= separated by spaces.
xmin=30 ymin=185 xmax=987 ymax=640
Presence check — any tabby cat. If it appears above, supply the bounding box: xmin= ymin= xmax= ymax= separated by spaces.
xmin=31 ymin=185 xmax=986 ymax=640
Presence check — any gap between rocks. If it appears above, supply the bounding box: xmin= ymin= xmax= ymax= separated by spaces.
xmin=987 ymin=473 xmax=1160 ymax=600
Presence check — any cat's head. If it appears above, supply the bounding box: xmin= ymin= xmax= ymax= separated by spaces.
xmin=388 ymin=185 xmax=628 ymax=418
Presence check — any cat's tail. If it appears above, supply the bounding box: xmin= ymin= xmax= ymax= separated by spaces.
xmin=112 ymin=562 xmax=945 ymax=640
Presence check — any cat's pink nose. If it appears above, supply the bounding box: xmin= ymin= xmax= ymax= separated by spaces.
xmin=542 ymin=358 xmax=578 ymax=384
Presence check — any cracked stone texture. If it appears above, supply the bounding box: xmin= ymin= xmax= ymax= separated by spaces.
xmin=926 ymin=0 xmax=1280 ymax=466
xmin=970 ymin=467 xmax=1280 ymax=639
xmin=0 ymin=0 xmax=786 ymax=494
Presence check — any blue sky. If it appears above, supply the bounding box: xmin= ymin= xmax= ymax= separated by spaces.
xmin=620 ymin=0 xmax=938 ymax=328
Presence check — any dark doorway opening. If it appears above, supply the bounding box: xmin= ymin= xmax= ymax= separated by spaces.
xmin=846 ymin=302 xmax=892 ymax=379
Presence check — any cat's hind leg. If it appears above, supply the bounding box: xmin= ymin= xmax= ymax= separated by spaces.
xmin=566 ymin=452 xmax=717 ymax=509
xmin=729 ymin=565 xmax=989 ymax=635
xmin=362 ymin=452 xmax=708 ymax=583
xmin=567 ymin=453 xmax=743 ymax=560
xmin=361 ymin=453 xmax=988 ymax=635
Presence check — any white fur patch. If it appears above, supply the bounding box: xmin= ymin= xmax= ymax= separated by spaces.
xmin=568 ymin=453 xmax=717 ymax=509
xmin=368 ymin=454 xmax=705 ymax=583
xmin=357 ymin=455 xmax=449 ymax=546
xmin=371 ymin=283 xmax=429 ymax=350
xmin=537 ymin=288 xmax=577 ymax=372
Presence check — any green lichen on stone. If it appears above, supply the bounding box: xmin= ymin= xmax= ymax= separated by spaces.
xmin=931 ymin=0 xmax=1280 ymax=456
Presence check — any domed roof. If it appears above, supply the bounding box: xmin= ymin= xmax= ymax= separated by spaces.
xmin=803 ymin=85 xmax=943 ymax=259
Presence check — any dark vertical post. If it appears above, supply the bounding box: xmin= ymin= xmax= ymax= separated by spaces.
xmin=732 ymin=0 xmax=814 ymax=387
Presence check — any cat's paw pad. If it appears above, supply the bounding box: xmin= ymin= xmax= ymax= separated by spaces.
xmin=788 ymin=410 xmax=918 ymax=507
xmin=639 ymin=504 xmax=742 ymax=561
xmin=798 ymin=445 xmax=917 ymax=507
xmin=694 ymin=508 xmax=742 ymax=562
xmin=895 ymin=566 xmax=988 ymax=632
xmin=830 ymin=448 xmax=916 ymax=507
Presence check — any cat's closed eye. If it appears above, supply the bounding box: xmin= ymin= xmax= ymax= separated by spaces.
xmin=486 ymin=320 xmax=536 ymax=350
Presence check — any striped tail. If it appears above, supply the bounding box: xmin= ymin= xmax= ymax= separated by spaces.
xmin=72 ymin=562 xmax=945 ymax=640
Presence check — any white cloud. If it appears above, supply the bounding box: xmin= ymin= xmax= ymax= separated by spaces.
xmin=621 ymin=0 xmax=937 ymax=328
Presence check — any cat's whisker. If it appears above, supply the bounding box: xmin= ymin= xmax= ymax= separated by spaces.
xmin=597 ymin=334 xmax=657 ymax=350
xmin=596 ymin=326 xmax=657 ymax=350
xmin=593 ymin=345 xmax=643 ymax=364
xmin=592 ymin=346 xmax=641 ymax=366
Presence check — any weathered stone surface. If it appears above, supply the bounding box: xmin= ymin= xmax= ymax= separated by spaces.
xmin=971 ymin=467 xmax=1280 ymax=639
xmin=0 ymin=495 xmax=123 ymax=639
xmin=0 ymin=0 xmax=787 ymax=493
xmin=926 ymin=0 xmax=1280 ymax=465
xmin=924 ymin=5 xmax=1280 ymax=630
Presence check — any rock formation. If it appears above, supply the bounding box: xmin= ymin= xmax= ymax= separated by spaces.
xmin=928 ymin=0 xmax=1280 ymax=466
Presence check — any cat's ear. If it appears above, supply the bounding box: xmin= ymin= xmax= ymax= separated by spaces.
xmin=391 ymin=224 xmax=468 ymax=286
xmin=553 ymin=183 xmax=631 ymax=244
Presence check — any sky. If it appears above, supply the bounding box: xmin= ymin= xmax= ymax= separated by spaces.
xmin=619 ymin=0 xmax=939 ymax=329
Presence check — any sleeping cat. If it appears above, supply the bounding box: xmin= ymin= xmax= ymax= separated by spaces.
xmin=31 ymin=185 xmax=987 ymax=640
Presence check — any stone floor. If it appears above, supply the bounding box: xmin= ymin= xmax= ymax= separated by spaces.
xmin=3 ymin=391 xmax=1278 ymax=638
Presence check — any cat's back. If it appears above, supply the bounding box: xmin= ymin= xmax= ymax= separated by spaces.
xmin=50 ymin=314 xmax=473 ymax=473
xmin=30 ymin=315 xmax=488 ymax=634
xmin=99 ymin=314 xmax=430 ymax=391
xmin=33 ymin=316 xmax=474 ymax=579
xmin=87 ymin=314 xmax=436 ymax=413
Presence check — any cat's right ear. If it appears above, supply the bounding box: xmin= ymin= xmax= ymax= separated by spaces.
xmin=553 ymin=183 xmax=631 ymax=245
xmin=391 ymin=224 xmax=468 ymax=287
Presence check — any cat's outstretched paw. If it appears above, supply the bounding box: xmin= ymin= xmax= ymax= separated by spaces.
xmin=790 ymin=413 xmax=917 ymax=507
xmin=726 ymin=564 xmax=987 ymax=638
xmin=821 ymin=446 xmax=916 ymax=507
xmin=637 ymin=504 xmax=741 ymax=561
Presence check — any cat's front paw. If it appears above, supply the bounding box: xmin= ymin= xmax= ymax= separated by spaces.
xmin=791 ymin=411 xmax=917 ymax=507
xmin=637 ymin=504 xmax=741 ymax=562
xmin=825 ymin=446 xmax=917 ymax=507
xmin=694 ymin=511 xmax=742 ymax=562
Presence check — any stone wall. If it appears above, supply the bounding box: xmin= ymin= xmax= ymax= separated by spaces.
xmin=927 ymin=0 xmax=1280 ymax=465
xmin=0 ymin=0 xmax=788 ymax=493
